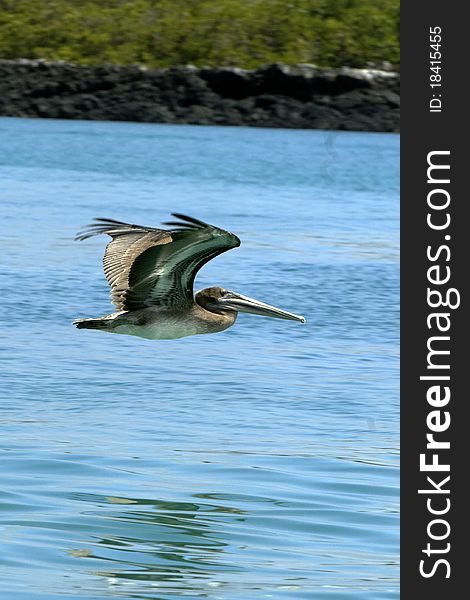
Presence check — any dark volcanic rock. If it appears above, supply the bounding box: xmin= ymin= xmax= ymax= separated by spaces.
xmin=0 ymin=59 xmax=399 ymax=131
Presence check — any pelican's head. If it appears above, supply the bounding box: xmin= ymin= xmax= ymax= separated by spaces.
xmin=196 ymin=287 xmax=305 ymax=323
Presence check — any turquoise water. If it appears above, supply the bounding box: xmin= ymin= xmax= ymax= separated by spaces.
xmin=0 ymin=117 xmax=399 ymax=599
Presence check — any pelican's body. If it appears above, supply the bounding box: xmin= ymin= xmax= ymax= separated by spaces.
xmin=74 ymin=214 xmax=305 ymax=340
xmin=79 ymin=304 xmax=236 ymax=340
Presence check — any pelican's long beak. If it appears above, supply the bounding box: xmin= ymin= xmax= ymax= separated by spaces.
xmin=219 ymin=291 xmax=306 ymax=323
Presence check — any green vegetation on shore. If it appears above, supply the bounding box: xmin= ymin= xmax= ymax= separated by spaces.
xmin=0 ymin=0 xmax=399 ymax=69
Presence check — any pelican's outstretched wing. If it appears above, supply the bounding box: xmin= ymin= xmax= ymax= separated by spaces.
xmin=76 ymin=214 xmax=240 ymax=311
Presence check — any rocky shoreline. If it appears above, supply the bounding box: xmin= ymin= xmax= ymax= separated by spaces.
xmin=0 ymin=60 xmax=399 ymax=131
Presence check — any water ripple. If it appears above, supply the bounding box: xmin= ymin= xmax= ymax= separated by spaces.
xmin=0 ymin=118 xmax=399 ymax=599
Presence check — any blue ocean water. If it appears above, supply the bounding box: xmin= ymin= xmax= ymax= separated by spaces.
xmin=0 ymin=117 xmax=399 ymax=600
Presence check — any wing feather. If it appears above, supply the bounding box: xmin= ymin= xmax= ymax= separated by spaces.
xmin=76 ymin=218 xmax=172 ymax=311
xmin=76 ymin=215 xmax=240 ymax=311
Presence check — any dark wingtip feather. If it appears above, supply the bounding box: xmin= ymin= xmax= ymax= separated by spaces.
xmin=162 ymin=221 xmax=197 ymax=229
xmin=75 ymin=217 xmax=147 ymax=241
xmin=93 ymin=217 xmax=127 ymax=225
xmin=165 ymin=213 xmax=241 ymax=247
xmin=75 ymin=218 xmax=115 ymax=241
xmin=170 ymin=213 xmax=210 ymax=228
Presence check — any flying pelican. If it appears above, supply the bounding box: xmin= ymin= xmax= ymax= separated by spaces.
xmin=74 ymin=214 xmax=305 ymax=340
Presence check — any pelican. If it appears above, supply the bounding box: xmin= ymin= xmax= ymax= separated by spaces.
xmin=74 ymin=214 xmax=305 ymax=340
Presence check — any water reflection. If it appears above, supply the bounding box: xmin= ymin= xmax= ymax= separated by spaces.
xmin=1 ymin=120 xmax=399 ymax=599
xmin=69 ymin=493 xmax=245 ymax=592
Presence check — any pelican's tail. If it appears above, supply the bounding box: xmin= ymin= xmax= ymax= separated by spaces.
xmin=74 ymin=317 xmax=109 ymax=330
